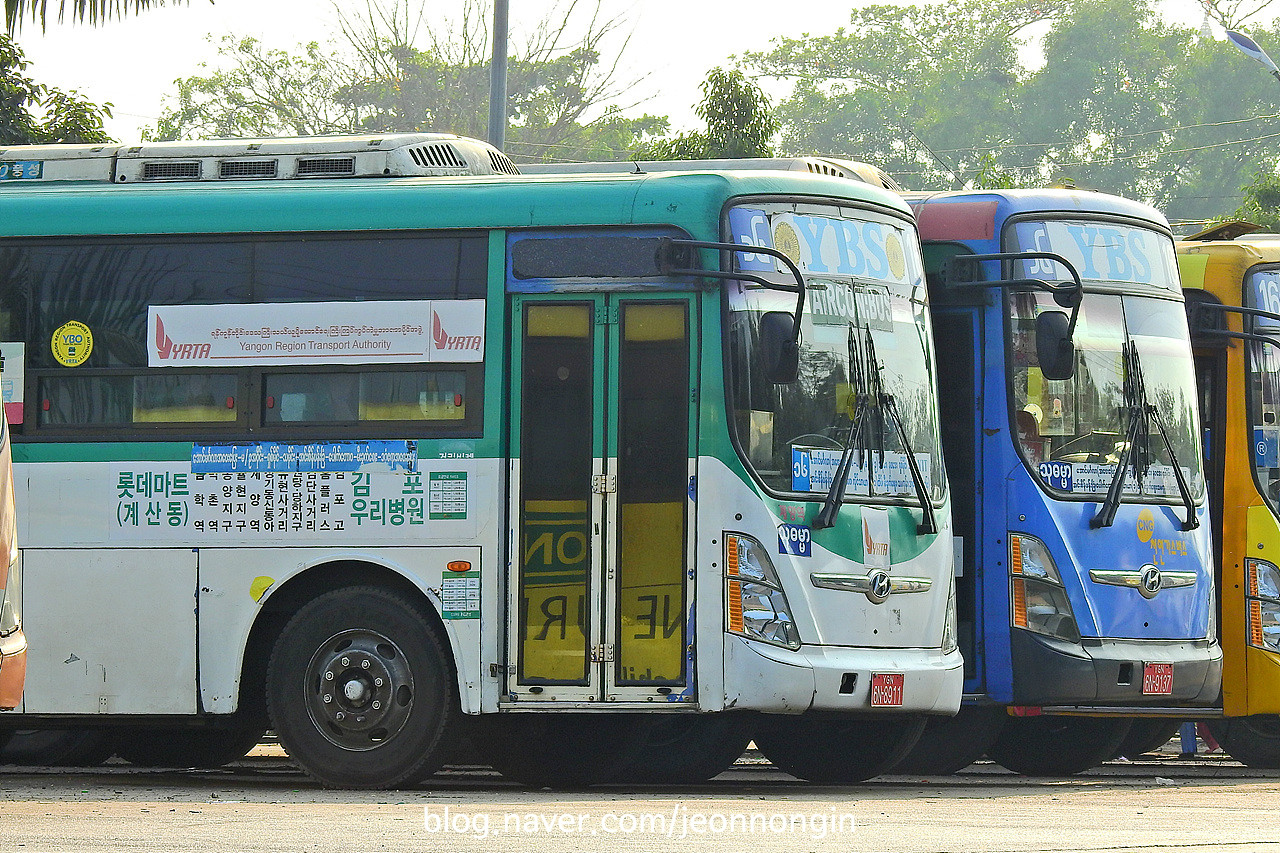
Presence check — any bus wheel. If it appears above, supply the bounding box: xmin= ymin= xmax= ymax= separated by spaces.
xmin=893 ymin=705 xmax=1008 ymax=775
xmin=1206 ymin=715 xmax=1280 ymax=768
xmin=1113 ymin=719 xmax=1181 ymax=759
xmin=266 ymin=586 xmax=455 ymax=789
xmin=116 ymin=726 xmax=265 ymax=768
xmin=0 ymin=728 xmax=117 ymax=766
xmin=987 ymin=716 xmax=1132 ymax=775
xmin=481 ymin=714 xmax=653 ymax=788
xmin=753 ymin=715 xmax=927 ymax=784
xmin=612 ymin=713 xmax=755 ymax=784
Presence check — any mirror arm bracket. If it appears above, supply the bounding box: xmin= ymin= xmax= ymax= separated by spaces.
xmin=659 ymin=237 xmax=806 ymax=346
xmin=944 ymin=251 xmax=1084 ymax=337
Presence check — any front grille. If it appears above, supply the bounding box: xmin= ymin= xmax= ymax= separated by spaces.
xmin=141 ymin=161 xmax=201 ymax=180
xmin=220 ymin=159 xmax=278 ymax=179
xmin=296 ymin=157 xmax=355 ymax=176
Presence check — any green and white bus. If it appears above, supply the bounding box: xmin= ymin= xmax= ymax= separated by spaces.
xmin=0 ymin=135 xmax=960 ymax=788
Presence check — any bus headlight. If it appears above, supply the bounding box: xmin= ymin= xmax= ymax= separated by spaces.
xmin=942 ymin=575 xmax=958 ymax=654
xmin=725 ymin=532 xmax=801 ymax=650
xmin=1010 ymin=533 xmax=1080 ymax=644
xmin=1246 ymin=559 xmax=1280 ymax=652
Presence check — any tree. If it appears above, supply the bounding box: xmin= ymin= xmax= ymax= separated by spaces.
xmin=747 ymin=0 xmax=1280 ymax=225
xmin=150 ymin=0 xmax=668 ymax=163
xmin=641 ymin=67 xmax=777 ymax=160
xmin=0 ymin=34 xmax=110 ymax=143
xmin=1230 ymin=169 xmax=1280 ymax=230
xmin=746 ymin=0 xmax=1063 ymax=186
xmin=5 ymin=0 xmax=188 ymax=33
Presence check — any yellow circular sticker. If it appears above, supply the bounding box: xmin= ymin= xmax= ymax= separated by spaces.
xmin=886 ymin=231 xmax=906 ymax=280
xmin=1136 ymin=507 xmax=1155 ymax=543
xmin=773 ymin=221 xmax=802 ymax=264
xmin=52 ymin=320 xmax=93 ymax=367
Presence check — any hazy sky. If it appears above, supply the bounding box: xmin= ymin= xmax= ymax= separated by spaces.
xmin=12 ymin=0 xmax=1221 ymax=144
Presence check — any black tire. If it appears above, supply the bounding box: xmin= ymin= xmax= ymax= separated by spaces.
xmin=612 ymin=713 xmax=754 ymax=784
xmin=266 ymin=586 xmax=456 ymax=789
xmin=1113 ymin=719 xmax=1182 ymax=760
xmin=115 ymin=726 xmax=265 ymax=769
xmin=893 ymin=705 xmax=1008 ymax=775
xmin=1207 ymin=715 xmax=1280 ymax=768
xmin=480 ymin=714 xmax=654 ymax=788
xmin=754 ymin=715 xmax=927 ymax=784
xmin=987 ymin=716 xmax=1132 ymax=776
xmin=0 ymin=728 xmax=117 ymax=766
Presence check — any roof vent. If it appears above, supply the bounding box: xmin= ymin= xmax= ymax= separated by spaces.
xmin=220 ymin=159 xmax=278 ymax=179
xmin=489 ymin=149 xmax=520 ymax=175
xmin=142 ymin=161 xmax=201 ymax=181
xmin=296 ymin=156 xmax=356 ymax=177
xmin=408 ymin=143 xmax=467 ymax=169
xmin=0 ymin=134 xmax=522 ymax=183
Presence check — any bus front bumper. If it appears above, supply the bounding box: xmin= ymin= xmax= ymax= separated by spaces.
xmin=0 ymin=628 xmax=26 ymax=711
xmin=725 ymin=635 xmax=963 ymax=715
xmin=1009 ymin=629 xmax=1221 ymax=707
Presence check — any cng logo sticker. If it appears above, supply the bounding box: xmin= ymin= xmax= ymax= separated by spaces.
xmin=1136 ymin=508 xmax=1155 ymax=543
xmin=862 ymin=507 xmax=891 ymax=569
xmin=51 ymin=320 xmax=93 ymax=367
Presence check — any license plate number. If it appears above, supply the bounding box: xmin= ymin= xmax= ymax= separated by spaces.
xmin=1142 ymin=662 xmax=1173 ymax=695
xmin=870 ymin=672 xmax=904 ymax=706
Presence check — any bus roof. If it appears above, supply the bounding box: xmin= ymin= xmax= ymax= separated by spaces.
xmin=0 ymin=168 xmax=914 ymax=240
xmin=1177 ymin=229 xmax=1280 ymax=294
xmin=522 ymin=157 xmax=903 ymax=191
xmin=905 ymin=188 xmax=1171 ymax=240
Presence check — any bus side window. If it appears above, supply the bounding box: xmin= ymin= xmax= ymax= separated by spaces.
xmin=264 ymin=373 xmax=360 ymax=423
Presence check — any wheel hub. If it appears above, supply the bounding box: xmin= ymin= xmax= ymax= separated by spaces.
xmin=306 ymin=629 xmax=414 ymax=751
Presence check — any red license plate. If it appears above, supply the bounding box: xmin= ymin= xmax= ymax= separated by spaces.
xmin=870 ymin=672 xmax=904 ymax=706
xmin=1142 ymin=662 xmax=1174 ymax=695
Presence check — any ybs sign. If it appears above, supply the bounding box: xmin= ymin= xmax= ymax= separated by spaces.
xmin=1013 ymin=220 xmax=1178 ymax=290
xmin=728 ymin=206 xmax=917 ymax=285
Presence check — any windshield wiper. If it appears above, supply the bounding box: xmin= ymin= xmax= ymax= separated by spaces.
xmin=1090 ymin=343 xmax=1198 ymax=531
xmin=814 ymin=325 xmax=879 ymax=530
xmin=813 ymin=325 xmax=937 ymax=534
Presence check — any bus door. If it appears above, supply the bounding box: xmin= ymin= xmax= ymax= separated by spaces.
xmin=507 ymin=293 xmax=696 ymax=704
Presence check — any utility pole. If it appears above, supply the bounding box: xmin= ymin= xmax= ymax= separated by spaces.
xmin=487 ymin=0 xmax=509 ymax=149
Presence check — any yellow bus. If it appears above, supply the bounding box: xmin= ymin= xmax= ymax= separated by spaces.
xmin=1180 ymin=224 xmax=1280 ymax=765
xmin=0 ymin=397 xmax=24 ymax=716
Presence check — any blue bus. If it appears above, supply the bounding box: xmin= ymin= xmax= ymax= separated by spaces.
xmin=898 ymin=189 xmax=1222 ymax=774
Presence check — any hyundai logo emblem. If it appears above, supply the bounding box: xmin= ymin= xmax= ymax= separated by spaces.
xmin=866 ymin=569 xmax=893 ymax=604
xmin=1138 ymin=563 xmax=1163 ymax=599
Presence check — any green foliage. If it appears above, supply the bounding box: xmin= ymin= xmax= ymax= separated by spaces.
xmin=150 ymin=2 xmax=668 ymax=163
xmin=747 ymin=0 xmax=1280 ymax=225
xmin=5 ymin=0 xmax=185 ymax=33
xmin=0 ymin=34 xmax=110 ymax=143
xmin=642 ymin=67 xmax=777 ymax=160
xmin=1231 ymin=169 xmax=1280 ymax=230
xmin=971 ymin=151 xmax=1025 ymax=189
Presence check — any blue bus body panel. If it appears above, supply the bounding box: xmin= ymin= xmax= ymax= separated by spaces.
xmin=914 ymin=189 xmax=1220 ymax=706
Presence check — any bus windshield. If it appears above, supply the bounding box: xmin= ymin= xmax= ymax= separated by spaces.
xmin=1006 ymin=217 xmax=1202 ymax=500
xmin=726 ymin=202 xmax=943 ymax=503
xmin=1010 ymin=290 xmax=1204 ymax=501
xmin=1246 ymin=268 xmax=1280 ymax=514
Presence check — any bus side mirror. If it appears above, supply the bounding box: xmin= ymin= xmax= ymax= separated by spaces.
xmin=1036 ymin=310 xmax=1076 ymax=381
xmin=760 ymin=311 xmax=800 ymax=384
